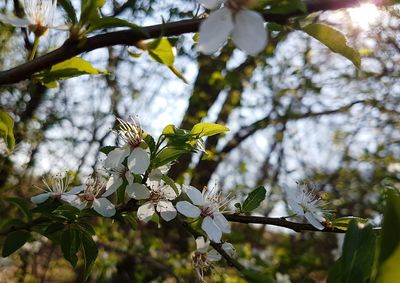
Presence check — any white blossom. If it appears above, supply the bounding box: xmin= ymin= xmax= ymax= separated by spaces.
xmin=176 ymin=185 xmax=231 ymax=243
xmin=105 ymin=164 xmax=134 ymax=197
xmin=285 ymin=184 xmax=328 ymax=230
xmin=104 ymin=117 xmax=150 ymax=175
xmin=70 ymin=174 xmax=116 ymax=218
xmin=198 ymin=0 xmax=267 ymax=56
xmin=31 ymin=173 xmax=81 ymax=205
xmin=192 ymin=236 xmax=236 ymax=281
xmin=0 ymin=0 xmax=66 ymax=35
xmin=126 ymin=180 xmax=178 ymax=222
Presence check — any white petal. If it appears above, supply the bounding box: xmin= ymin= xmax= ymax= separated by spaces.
xmin=305 ymin=212 xmax=325 ymax=230
xmin=287 ymin=197 xmax=304 ymax=216
xmin=148 ymin=168 xmax=163 ymax=181
xmin=176 ymin=201 xmax=201 ymax=218
xmin=31 ymin=193 xmax=50 ymax=204
xmin=198 ymin=8 xmax=234 ymax=55
xmin=222 ymin=242 xmax=236 ymax=257
xmin=126 ymin=183 xmax=150 ymax=200
xmin=71 ymin=200 xmax=87 ymax=210
xmin=213 ymin=212 xmax=230 ymax=233
xmin=103 ymin=176 xmax=123 ymax=197
xmin=161 ymin=185 xmax=177 ymax=200
xmin=207 ymin=249 xmax=222 ymax=261
xmin=104 ymin=147 xmax=129 ymax=168
xmin=198 ymin=0 xmax=223 ymax=10
xmin=201 ymin=216 xmax=222 ymax=243
xmin=137 ymin=202 xmax=155 ymax=222
xmin=127 ymin=147 xmax=150 ymax=174
xmin=125 ymin=171 xmax=134 ymax=184
xmin=195 ymin=236 xmax=209 ymax=253
xmin=0 ymin=14 xmax=30 ymax=27
xmin=67 ymin=185 xmax=84 ymax=195
xmin=232 ymin=10 xmax=267 ymax=56
xmin=60 ymin=194 xmax=80 ymax=205
xmin=184 ymin=185 xmax=205 ymax=206
xmin=93 ymin=198 xmax=116 ymax=217
xmin=157 ymin=200 xmax=177 ymax=221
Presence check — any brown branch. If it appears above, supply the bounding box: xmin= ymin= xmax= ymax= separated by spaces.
xmin=224 ymin=214 xmax=346 ymax=233
xmin=0 ymin=0 xmax=385 ymax=85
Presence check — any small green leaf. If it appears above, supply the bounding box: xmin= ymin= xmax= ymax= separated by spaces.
xmin=38 ymin=57 xmax=107 ymax=87
xmin=86 ymin=17 xmax=147 ymax=35
xmin=58 ymin=0 xmax=78 ymax=24
xmin=61 ymin=229 xmax=81 ymax=267
xmin=144 ymin=135 xmax=156 ymax=154
xmin=0 ymin=110 xmax=15 ymax=152
xmin=153 ymin=147 xmax=188 ymax=167
xmin=190 ymin=123 xmax=229 ymax=138
xmin=5 ymin=197 xmax=32 ymax=221
xmin=162 ymin=124 xmax=178 ymax=135
xmin=242 ymin=186 xmax=267 ymax=213
xmin=100 ymin=146 xmax=117 ymax=155
xmin=332 ymin=216 xmax=369 ymax=231
xmin=43 ymin=222 xmax=65 ymax=236
xmin=80 ymin=232 xmax=98 ymax=281
xmin=161 ymin=175 xmax=180 ymax=195
xmin=2 ymin=230 xmax=30 ymax=257
xmin=302 ymin=23 xmax=361 ymax=68
xmin=234 ymin=202 xmax=242 ymax=212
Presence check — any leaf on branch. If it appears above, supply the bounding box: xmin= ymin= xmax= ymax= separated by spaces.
xmin=331 ymin=216 xmax=369 ymax=231
xmin=190 ymin=122 xmax=229 ymax=138
xmin=302 ymin=23 xmax=361 ymax=68
xmin=37 ymin=57 xmax=108 ymax=88
xmin=0 ymin=110 xmax=15 ymax=152
xmin=242 ymin=186 xmax=267 ymax=213
xmin=5 ymin=197 xmax=32 ymax=221
xmin=327 ymin=220 xmax=376 ymax=283
xmin=80 ymin=231 xmax=98 ymax=281
xmin=61 ymin=229 xmax=80 ymax=267
xmin=58 ymin=0 xmax=78 ymax=24
xmin=86 ymin=17 xmax=148 ymax=35
xmin=2 ymin=230 xmax=31 ymax=257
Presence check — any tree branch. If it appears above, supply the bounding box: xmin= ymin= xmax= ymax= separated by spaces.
xmin=0 ymin=0 xmax=385 ymax=85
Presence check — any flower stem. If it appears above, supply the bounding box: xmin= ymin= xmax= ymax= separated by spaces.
xmin=28 ymin=36 xmax=41 ymax=61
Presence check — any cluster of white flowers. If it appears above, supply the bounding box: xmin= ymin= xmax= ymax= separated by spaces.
xmin=198 ymin=0 xmax=267 ymax=56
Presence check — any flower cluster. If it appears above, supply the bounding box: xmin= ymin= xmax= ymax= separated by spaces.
xmin=198 ymin=0 xmax=267 ymax=55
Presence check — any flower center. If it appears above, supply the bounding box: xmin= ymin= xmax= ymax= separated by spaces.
xmin=200 ymin=205 xmax=215 ymax=218
xmin=82 ymin=193 xmax=95 ymax=202
xmin=192 ymin=252 xmax=209 ymax=268
xmin=149 ymin=190 xmax=163 ymax=203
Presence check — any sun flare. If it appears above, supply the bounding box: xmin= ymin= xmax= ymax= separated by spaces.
xmin=348 ymin=3 xmax=380 ymax=30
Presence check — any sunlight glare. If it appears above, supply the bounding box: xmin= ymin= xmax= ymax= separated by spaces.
xmin=348 ymin=3 xmax=380 ymax=30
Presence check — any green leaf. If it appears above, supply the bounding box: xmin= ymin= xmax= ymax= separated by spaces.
xmin=38 ymin=57 xmax=107 ymax=87
xmin=153 ymin=147 xmax=188 ymax=168
xmin=61 ymin=229 xmax=81 ymax=267
xmin=144 ymin=135 xmax=156 ymax=155
xmin=266 ymin=0 xmax=307 ymax=14
xmin=0 ymin=110 xmax=15 ymax=152
xmin=58 ymin=0 xmax=77 ymax=24
xmin=327 ymin=220 xmax=376 ymax=283
xmin=100 ymin=146 xmax=117 ymax=155
xmin=2 ymin=230 xmax=30 ymax=257
xmin=79 ymin=0 xmax=105 ymax=26
xmin=242 ymin=186 xmax=267 ymax=213
xmin=376 ymin=191 xmax=400 ymax=282
xmin=302 ymin=23 xmax=361 ymax=68
xmin=331 ymin=216 xmax=369 ymax=231
xmin=161 ymin=175 xmax=180 ymax=196
xmin=86 ymin=17 xmax=147 ymax=35
xmin=80 ymin=232 xmax=98 ymax=281
xmin=43 ymin=222 xmax=65 ymax=236
xmin=121 ymin=212 xmax=138 ymax=230
xmin=5 ymin=197 xmax=32 ymax=221
xmin=147 ymin=38 xmax=188 ymax=83
xmin=190 ymin=123 xmax=229 ymax=138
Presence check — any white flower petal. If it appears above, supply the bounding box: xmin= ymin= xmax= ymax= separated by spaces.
xmin=31 ymin=193 xmax=50 ymax=204
xmin=60 ymin=194 xmax=79 ymax=204
xmin=127 ymin=147 xmax=150 ymax=174
xmin=137 ymin=202 xmax=155 ymax=222
xmin=184 ymin=185 xmax=205 ymax=206
xmin=93 ymin=198 xmax=116 ymax=217
xmin=195 ymin=236 xmax=209 ymax=253
xmin=287 ymin=197 xmax=304 ymax=216
xmin=201 ymin=216 xmax=222 ymax=243
xmin=198 ymin=0 xmax=223 ymax=10
xmin=104 ymin=147 xmax=130 ymax=168
xmin=213 ymin=212 xmax=231 ymax=233
xmin=148 ymin=168 xmax=163 ymax=181
xmin=0 ymin=14 xmax=30 ymax=27
xmin=232 ymin=10 xmax=267 ymax=56
xmin=198 ymin=8 xmax=234 ymax=54
xmin=125 ymin=171 xmax=134 ymax=184
xmin=222 ymin=242 xmax=236 ymax=257
xmin=126 ymin=183 xmax=150 ymax=200
xmin=103 ymin=176 xmax=123 ymax=197
xmin=71 ymin=200 xmax=88 ymax=210
xmin=176 ymin=201 xmax=201 ymax=218
xmin=66 ymin=185 xmax=83 ymax=195
xmin=207 ymin=249 xmax=222 ymax=261
xmin=161 ymin=185 xmax=178 ymax=200
xmin=157 ymin=200 xmax=177 ymax=221
xmin=305 ymin=212 xmax=325 ymax=230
